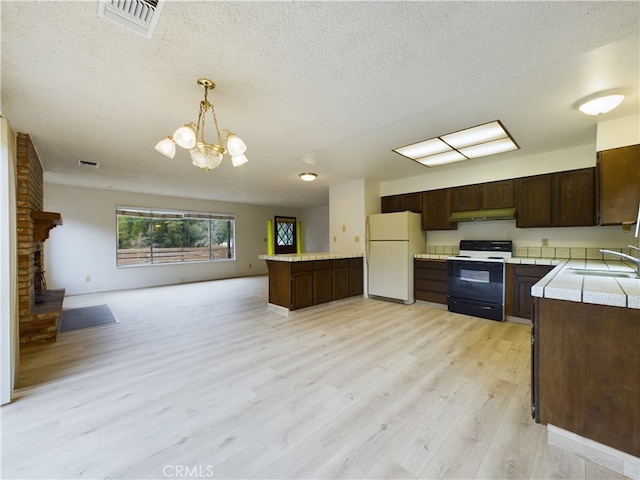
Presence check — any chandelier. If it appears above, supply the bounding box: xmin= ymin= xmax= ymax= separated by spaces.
xmin=155 ymin=78 xmax=248 ymax=172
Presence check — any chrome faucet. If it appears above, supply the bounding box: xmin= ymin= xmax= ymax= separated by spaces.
xmin=599 ymin=245 xmax=640 ymax=276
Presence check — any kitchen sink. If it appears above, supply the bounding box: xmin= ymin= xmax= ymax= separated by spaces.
xmin=564 ymin=268 xmax=638 ymax=279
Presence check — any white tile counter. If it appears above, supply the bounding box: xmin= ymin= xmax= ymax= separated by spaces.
xmin=259 ymin=252 xmax=363 ymax=262
xmin=532 ymin=259 xmax=640 ymax=309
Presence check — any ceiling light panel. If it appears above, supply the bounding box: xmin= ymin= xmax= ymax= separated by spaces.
xmin=441 ymin=121 xmax=507 ymax=148
xmin=458 ymin=137 xmax=518 ymax=158
xmin=393 ymin=120 xmax=519 ymax=168
xmin=393 ymin=138 xmax=452 ymax=159
xmin=420 ymin=151 xmax=467 ymax=167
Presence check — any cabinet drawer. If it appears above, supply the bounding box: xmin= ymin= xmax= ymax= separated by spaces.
xmin=291 ymin=262 xmax=313 ymax=273
xmin=332 ymin=259 xmax=349 ymax=268
xmin=313 ymin=260 xmax=332 ymax=270
xmin=513 ymin=264 xmax=553 ymax=278
xmin=415 ymin=278 xmax=447 ymax=293
xmin=349 ymin=257 xmax=363 ymax=267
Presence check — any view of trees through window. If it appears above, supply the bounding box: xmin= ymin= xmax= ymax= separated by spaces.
xmin=116 ymin=207 xmax=235 ymax=266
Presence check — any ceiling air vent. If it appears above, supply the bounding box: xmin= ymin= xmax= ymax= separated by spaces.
xmin=97 ymin=0 xmax=165 ymax=39
xmin=78 ymin=160 xmax=100 ymax=169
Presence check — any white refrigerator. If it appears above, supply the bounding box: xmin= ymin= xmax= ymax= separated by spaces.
xmin=366 ymin=211 xmax=425 ymax=304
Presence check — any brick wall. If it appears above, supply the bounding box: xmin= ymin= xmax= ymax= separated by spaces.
xmin=16 ymin=133 xmax=62 ymax=347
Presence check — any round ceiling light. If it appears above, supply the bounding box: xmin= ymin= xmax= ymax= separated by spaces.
xmin=577 ymin=93 xmax=625 ymax=116
xmin=299 ymin=172 xmax=317 ymax=181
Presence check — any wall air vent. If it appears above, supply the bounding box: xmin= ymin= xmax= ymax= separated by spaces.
xmin=97 ymin=0 xmax=165 ymax=39
xmin=78 ymin=159 xmax=100 ymax=169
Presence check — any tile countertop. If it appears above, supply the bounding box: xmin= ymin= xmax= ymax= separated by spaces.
xmin=259 ymin=252 xmax=363 ymax=262
xmin=531 ymin=260 xmax=639 ymax=309
xmin=415 ymin=254 xmax=639 ymax=309
xmin=415 ymin=254 xmax=563 ymax=266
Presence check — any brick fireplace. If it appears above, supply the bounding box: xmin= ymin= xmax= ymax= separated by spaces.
xmin=16 ymin=133 xmax=63 ymax=347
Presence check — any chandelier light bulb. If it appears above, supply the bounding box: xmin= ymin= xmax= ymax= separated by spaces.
xmin=173 ymin=124 xmax=197 ymax=149
xmin=226 ymin=134 xmax=247 ymax=156
xmin=231 ymin=154 xmax=248 ymax=167
xmin=154 ymin=137 xmax=176 ymax=158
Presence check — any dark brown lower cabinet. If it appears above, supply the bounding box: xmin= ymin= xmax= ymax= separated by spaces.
xmin=266 ymin=258 xmax=363 ymax=310
xmin=414 ymin=259 xmax=448 ymax=304
xmin=533 ymin=297 xmax=639 ymax=457
xmin=348 ymin=257 xmax=364 ymax=296
xmin=313 ymin=261 xmax=332 ymax=305
xmin=505 ymin=264 xmax=554 ymax=319
xmin=332 ymin=259 xmax=349 ymax=301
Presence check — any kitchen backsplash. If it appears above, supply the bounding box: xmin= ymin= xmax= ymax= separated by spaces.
xmin=426 ymin=245 xmax=635 ymax=260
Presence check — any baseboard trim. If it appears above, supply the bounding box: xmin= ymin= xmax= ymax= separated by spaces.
xmin=547 ymin=424 xmax=639 ymax=480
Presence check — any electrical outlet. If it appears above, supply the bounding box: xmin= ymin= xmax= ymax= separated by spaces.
xmin=333 ymin=236 xmax=337 ymax=242
xmin=249 ymin=263 xmax=252 ymax=268
xmin=342 ymin=225 xmax=346 ymax=232
xmin=541 ymin=238 xmax=549 ymax=247
xmin=86 ymin=276 xmax=91 ymax=282
xmin=354 ymin=236 xmax=360 ymax=243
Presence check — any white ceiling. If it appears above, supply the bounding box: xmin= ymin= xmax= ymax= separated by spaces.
xmin=1 ymin=1 xmax=638 ymax=208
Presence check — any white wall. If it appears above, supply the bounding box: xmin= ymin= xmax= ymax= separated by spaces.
xmin=379 ymin=142 xmax=635 ymax=248
xmin=381 ymin=143 xmax=596 ymax=195
xmin=1 ymin=117 xmax=18 ymax=404
xmin=44 ymin=184 xmax=304 ymax=295
xmin=329 ymin=179 xmax=368 ymax=254
xmin=426 ymin=220 xmax=633 ymax=249
xmin=596 ymin=114 xmax=640 ymax=151
xmin=299 ymin=205 xmax=329 ymax=252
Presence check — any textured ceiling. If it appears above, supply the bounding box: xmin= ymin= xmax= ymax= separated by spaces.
xmin=1 ymin=1 xmax=639 ymax=208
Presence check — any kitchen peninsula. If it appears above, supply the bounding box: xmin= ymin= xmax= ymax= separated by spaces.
xmin=259 ymin=253 xmax=363 ymax=315
xmin=531 ymin=259 xmax=639 ymax=475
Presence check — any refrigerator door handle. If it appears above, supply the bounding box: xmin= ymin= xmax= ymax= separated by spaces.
xmin=365 ymin=215 xmax=370 ymax=267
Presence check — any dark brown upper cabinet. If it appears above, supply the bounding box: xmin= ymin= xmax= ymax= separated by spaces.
xmin=516 ymin=168 xmax=596 ymax=228
xmin=598 ymin=144 xmax=640 ymax=226
xmin=422 ymin=189 xmax=457 ymax=230
xmin=381 ymin=192 xmax=422 ymax=213
xmin=451 ymin=180 xmax=515 ymax=212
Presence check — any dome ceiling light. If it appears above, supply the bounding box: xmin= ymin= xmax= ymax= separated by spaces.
xmin=577 ymin=91 xmax=625 ymax=116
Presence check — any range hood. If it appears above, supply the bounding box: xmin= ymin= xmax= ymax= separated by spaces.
xmin=449 ymin=208 xmax=516 ymax=223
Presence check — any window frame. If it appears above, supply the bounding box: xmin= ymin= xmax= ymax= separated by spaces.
xmin=116 ymin=206 xmax=236 ymax=267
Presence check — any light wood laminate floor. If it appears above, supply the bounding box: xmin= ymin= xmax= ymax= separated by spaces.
xmin=1 ymin=275 xmax=626 ymax=479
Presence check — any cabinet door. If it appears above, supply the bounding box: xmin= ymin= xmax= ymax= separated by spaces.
xmin=516 ymin=174 xmax=552 ymax=228
xmin=313 ymin=268 xmax=332 ymax=305
xmin=348 ymin=258 xmax=363 ymax=296
xmin=599 ymin=145 xmax=640 ymax=225
xmin=508 ymin=264 xmax=554 ymax=320
xmin=292 ymin=272 xmax=313 ymax=310
xmin=451 ymin=184 xmax=481 ymax=212
xmin=332 ymin=264 xmax=349 ymax=300
xmin=482 ymin=180 xmax=515 ymax=209
xmin=400 ymin=192 xmax=422 ymax=213
xmin=422 ymin=189 xmax=456 ymax=230
xmin=552 ymin=168 xmax=596 ymax=226
xmin=381 ymin=195 xmax=401 ymax=213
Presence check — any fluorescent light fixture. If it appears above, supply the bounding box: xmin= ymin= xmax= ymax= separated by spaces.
xmin=393 ymin=120 xmax=519 ymax=167
xmin=395 ymin=138 xmax=451 ymax=158
xmin=419 ymin=150 xmax=467 ymax=167
xmin=299 ymin=172 xmax=317 ymax=181
xmin=441 ymin=121 xmax=507 ymax=149
xmin=458 ymin=137 xmax=518 ymax=159
xmin=578 ymin=94 xmax=625 ymax=115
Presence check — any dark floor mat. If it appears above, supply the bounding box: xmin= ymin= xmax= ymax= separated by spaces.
xmin=59 ymin=305 xmax=116 ymax=333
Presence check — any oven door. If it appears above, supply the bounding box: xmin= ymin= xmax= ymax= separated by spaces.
xmin=447 ymin=258 xmax=505 ymax=321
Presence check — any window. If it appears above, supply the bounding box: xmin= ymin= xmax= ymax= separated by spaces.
xmin=274 ymin=216 xmax=297 ymax=254
xmin=116 ymin=207 xmax=235 ymax=266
